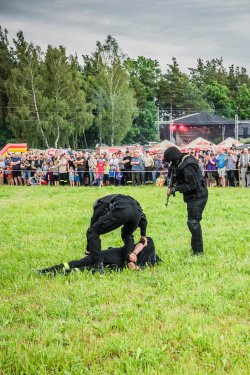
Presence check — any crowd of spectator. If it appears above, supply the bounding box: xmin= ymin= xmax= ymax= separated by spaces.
xmin=196 ymin=145 xmax=250 ymax=188
xmin=0 ymin=145 xmax=249 ymax=187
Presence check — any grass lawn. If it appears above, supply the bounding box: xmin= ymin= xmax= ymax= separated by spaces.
xmin=0 ymin=185 xmax=249 ymax=374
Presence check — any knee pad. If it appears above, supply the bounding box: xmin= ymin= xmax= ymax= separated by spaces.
xmin=86 ymin=227 xmax=98 ymax=238
xmin=187 ymin=219 xmax=199 ymax=231
xmin=86 ymin=227 xmax=92 ymax=236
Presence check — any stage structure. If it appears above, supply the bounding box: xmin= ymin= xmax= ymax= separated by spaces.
xmin=161 ymin=112 xmax=236 ymax=146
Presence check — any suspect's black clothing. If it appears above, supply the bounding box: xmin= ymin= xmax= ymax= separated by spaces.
xmin=174 ymin=155 xmax=208 ymax=254
xmin=70 ymin=237 xmax=159 ymax=271
xmin=87 ymin=194 xmax=147 ymax=264
xmin=38 ymin=237 xmax=161 ymax=275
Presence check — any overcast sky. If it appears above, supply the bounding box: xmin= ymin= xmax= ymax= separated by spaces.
xmin=0 ymin=0 xmax=249 ymax=73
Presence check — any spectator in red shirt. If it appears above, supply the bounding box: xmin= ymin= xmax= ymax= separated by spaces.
xmin=96 ymin=159 xmax=105 ymax=187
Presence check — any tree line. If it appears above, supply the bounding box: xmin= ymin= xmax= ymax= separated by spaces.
xmin=0 ymin=27 xmax=250 ymax=148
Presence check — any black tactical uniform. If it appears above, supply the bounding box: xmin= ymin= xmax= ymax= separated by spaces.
xmin=164 ymin=147 xmax=208 ymax=255
xmin=86 ymin=194 xmax=147 ymax=271
xmin=38 ymin=237 xmax=161 ymax=275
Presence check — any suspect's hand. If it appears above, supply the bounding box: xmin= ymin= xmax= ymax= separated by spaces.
xmin=129 ymin=252 xmax=137 ymax=262
xmin=127 ymin=262 xmax=139 ymax=270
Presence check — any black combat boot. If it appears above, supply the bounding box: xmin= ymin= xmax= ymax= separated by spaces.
xmin=192 ymin=250 xmax=204 ymax=256
xmin=92 ymin=262 xmax=105 ymax=274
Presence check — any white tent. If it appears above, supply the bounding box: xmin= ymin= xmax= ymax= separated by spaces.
xmin=149 ymin=140 xmax=180 ymax=153
xmin=184 ymin=137 xmax=215 ymax=150
xmin=216 ymin=137 xmax=243 ymax=149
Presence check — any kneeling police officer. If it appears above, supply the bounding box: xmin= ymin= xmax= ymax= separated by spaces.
xmin=164 ymin=147 xmax=208 ymax=255
xmin=86 ymin=194 xmax=148 ymax=273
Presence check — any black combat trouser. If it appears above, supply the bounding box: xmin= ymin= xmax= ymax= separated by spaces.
xmin=38 ymin=238 xmax=160 ymax=275
xmin=68 ymin=247 xmax=124 ymax=271
xmin=38 ymin=248 xmax=124 ymax=275
xmin=86 ymin=203 xmax=142 ymax=264
xmin=186 ymin=195 xmax=208 ymax=254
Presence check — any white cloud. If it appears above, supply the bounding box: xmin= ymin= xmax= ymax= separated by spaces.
xmin=0 ymin=0 xmax=249 ymax=73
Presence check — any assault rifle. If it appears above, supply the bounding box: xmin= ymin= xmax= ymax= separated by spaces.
xmin=165 ymin=166 xmax=176 ymax=208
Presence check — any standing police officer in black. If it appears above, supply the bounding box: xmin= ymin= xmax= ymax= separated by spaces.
xmin=164 ymin=147 xmax=208 ymax=255
xmin=86 ymin=194 xmax=148 ymax=273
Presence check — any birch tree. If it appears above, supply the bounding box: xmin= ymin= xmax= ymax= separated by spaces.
xmin=5 ymin=31 xmax=49 ymax=147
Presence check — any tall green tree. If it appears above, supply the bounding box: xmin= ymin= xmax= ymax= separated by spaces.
xmin=6 ymin=32 xmax=93 ymax=148
xmin=158 ymin=57 xmax=211 ymax=118
xmin=125 ymin=56 xmax=161 ymax=104
xmin=0 ymin=27 xmax=15 ymax=145
xmin=189 ymin=59 xmax=250 ymax=119
xmin=123 ymin=100 xmax=158 ymax=144
xmin=228 ymin=65 xmax=250 ymax=92
xmin=83 ymin=35 xmax=137 ymax=145
xmin=234 ymin=83 xmax=250 ymax=119
xmin=124 ymin=56 xmax=160 ymax=143
xmin=42 ymin=45 xmax=93 ymax=148
xmin=205 ymin=81 xmax=233 ymax=117
xmin=189 ymin=58 xmax=228 ymax=89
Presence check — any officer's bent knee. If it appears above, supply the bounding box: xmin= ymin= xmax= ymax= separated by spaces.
xmin=87 ymin=227 xmax=98 ymax=237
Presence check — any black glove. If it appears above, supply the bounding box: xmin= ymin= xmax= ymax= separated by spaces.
xmin=168 ymin=187 xmax=175 ymax=196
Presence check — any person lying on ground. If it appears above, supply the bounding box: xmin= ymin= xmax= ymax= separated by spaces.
xmin=37 ymin=237 xmax=162 ymax=276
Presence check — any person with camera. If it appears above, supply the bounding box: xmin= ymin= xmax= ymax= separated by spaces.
xmin=164 ymin=147 xmax=208 ymax=256
xmin=86 ymin=194 xmax=148 ymax=273
xmin=216 ymin=149 xmax=227 ymax=187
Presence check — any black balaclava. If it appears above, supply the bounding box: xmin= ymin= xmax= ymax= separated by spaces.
xmin=164 ymin=147 xmax=182 ymax=163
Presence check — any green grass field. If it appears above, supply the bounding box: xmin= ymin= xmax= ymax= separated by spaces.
xmin=0 ymin=186 xmax=249 ymax=374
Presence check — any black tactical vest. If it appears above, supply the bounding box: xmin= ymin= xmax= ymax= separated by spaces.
xmin=176 ymin=155 xmax=208 ymax=201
